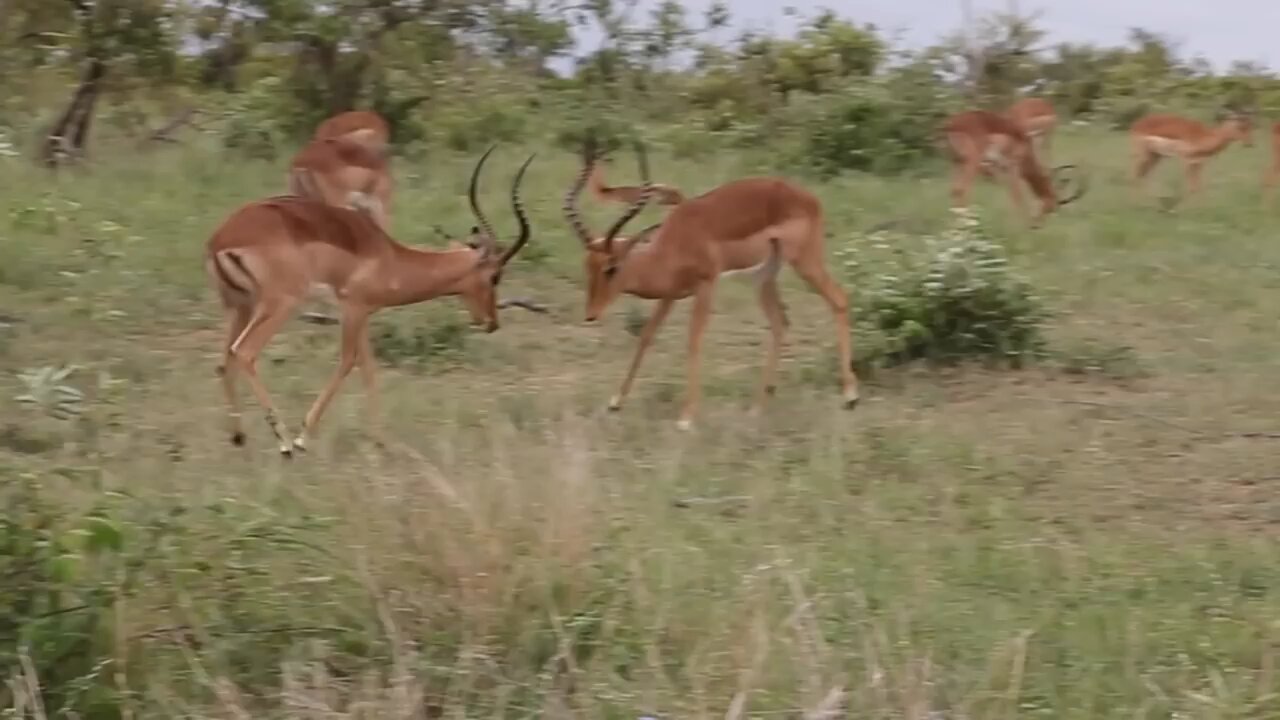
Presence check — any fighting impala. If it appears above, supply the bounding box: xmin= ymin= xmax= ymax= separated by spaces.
xmin=1129 ymin=109 xmax=1254 ymax=208
xmin=1006 ymin=97 xmax=1058 ymax=163
xmin=942 ymin=109 xmax=1087 ymax=226
xmin=206 ymin=145 xmax=536 ymax=456
xmin=563 ymin=135 xmax=859 ymax=430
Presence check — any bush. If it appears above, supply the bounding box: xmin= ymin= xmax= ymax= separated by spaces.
xmin=841 ymin=207 xmax=1050 ymax=369
xmin=770 ymin=71 xmax=957 ymax=177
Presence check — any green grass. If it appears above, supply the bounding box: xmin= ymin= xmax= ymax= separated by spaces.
xmin=3 ymin=125 xmax=1280 ymax=719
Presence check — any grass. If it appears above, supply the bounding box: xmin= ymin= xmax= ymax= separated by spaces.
xmin=3 ymin=124 xmax=1280 ymax=719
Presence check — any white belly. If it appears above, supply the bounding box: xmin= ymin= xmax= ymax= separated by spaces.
xmin=1144 ymin=135 xmax=1190 ymax=157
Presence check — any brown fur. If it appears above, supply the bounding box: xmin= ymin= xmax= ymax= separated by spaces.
xmin=588 ymin=162 xmax=685 ymax=205
xmin=563 ymin=140 xmax=858 ymax=429
xmin=312 ymin=110 xmax=390 ymax=154
xmin=942 ymin=110 xmax=1062 ymax=225
xmin=1006 ymin=97 xmax=1057 ymax=161
xmin=207 ymin=152 xmax=534 ymax=456
xmin=288 ymin=136 xmax=394 ymax=231
xmin=1129 ymin=112 xmax=1254 ymax=208
xmin=1264 ymin=121 xmax=1280 ymax=197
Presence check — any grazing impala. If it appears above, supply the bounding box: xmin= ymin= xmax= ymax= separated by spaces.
xmin=207 ymin=146 xmax=536 ymax=456
xmin=1129 ymin=110 xmax=1254 ymax=208
xmin=563 ymin=135 xmax=858 ymax=430
xmin=942 ymin=109 xmax=1087 ymax=226
xmin=312 ymin=110 xmax=390 ymax=156
xmin=289 ymin=135 xmax=394 ymax=232
xmin=1264 ymin=121 xmax=1280 ymax=199
xmin=1006 ymin=97 xmax=1058 ymax=163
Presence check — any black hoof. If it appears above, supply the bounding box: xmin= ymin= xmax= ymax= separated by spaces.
xmin=280 ymin=447 xmax=294 ymax=459
xmin=843 ymin=397 xmax=860 ymax=411
xmin=764 ymin=385 xmax=777 ymax=396
xmin=230 ymin=431 xmax=246 ymax=447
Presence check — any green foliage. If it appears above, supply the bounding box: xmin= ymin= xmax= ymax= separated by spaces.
xmin=842 ymin=208 xmax=1049 ymax=369
xmin=0 ymin=473 xmax=126 ymax=718
xmin=791 ymin=74 xmax=954 ymax=176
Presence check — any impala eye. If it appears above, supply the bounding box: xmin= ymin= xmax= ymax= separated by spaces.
xmin=603 ymin=265 xmax=619 ymax=278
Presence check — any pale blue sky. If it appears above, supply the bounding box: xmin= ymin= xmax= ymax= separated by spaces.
xmin=564 ymin=0 xmax=1279 ymax=72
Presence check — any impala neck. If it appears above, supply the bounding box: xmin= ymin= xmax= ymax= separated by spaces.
xmin=1202 ymin=126 xmax=1240 ymax=154
xmin=615 ymin=239 xmax=683 ymax=299
xmin=377 ymin=244 xmax=480 ymax=307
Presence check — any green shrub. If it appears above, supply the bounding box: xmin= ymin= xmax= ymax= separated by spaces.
xmin=842 ymin=207 xmax=1049 ymax=369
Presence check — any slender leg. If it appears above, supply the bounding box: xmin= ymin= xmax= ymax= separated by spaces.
xmin=218 ymin=304 xmax=252 ymax=446
xmin=294 ymin=307 xmax=371 ymax=452
xmin=791 ymin=252 xmax=859 ymax=409
xmin=609 ymin=298 xmax=675 ymax=412
xmin=1000 ymin=160 xmax=1032 ymax=225
xmin=753 ymin=277 xmax=789 ymax=414
xmin=676 ymin=283 xmax=715 ymax=430
xmin=355 ymin=319 xmax=384 ymax=446
xmin=228 ymin=297 xmax=301 ymax=456
xmin=1041 ymin=130 xmax=1053 ymax=166
xmin=951 ymin=157 xmax=982 ymax=208
xmin=1131 ymin=145 xmax=1159 ymax=203
xmin=1185 ymin=160 xmax=1204 ymax=201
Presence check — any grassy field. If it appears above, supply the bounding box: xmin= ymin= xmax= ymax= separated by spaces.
xmin=3 ymin=125 xmax=1280 ymax=719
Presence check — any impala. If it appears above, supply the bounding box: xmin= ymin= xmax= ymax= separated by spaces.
xmin=1129 ymin=110 xmax=1254 ymax=208
xmin=1005 ymin=97 xmax=1057 ymax=163
xmin=207 ymin=146 xmax=535 ymax=456
xmin=563 ymin=135 xmax=858 ymax=430
xmin=289 ymin=135 xmax=394 ymax=232
xmin=1264 ymin=121 xmax=1280 ymax=199
xmin=588 ymin=152 xmax=685 ymax=205
xmin=313 ymin=109 xmax=390 ymax=156
xmin=942 ymin=109 xmax=1087 ymax=226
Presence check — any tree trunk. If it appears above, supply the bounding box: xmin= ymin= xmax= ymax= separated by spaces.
xmin=38 ymin=57 xmax=106 ymax=168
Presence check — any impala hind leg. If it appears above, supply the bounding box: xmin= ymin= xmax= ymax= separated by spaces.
xmin=676 ymin=283 xmax=716 ymax=430
xmin=1131 ymin=145 xmax=1160 ymax=203
xmin=791 ymin=253 xmax=859 ymax=409
xmin=217 ymin=304 xmax=252 ymax=446
xmin=753 ymin=242 xmax=788 ymax=414
xmin=609 ymin=298 xmax=675 ymax=413
xmin=227 ymin=297 xmax=301 ymax=456
xmin=294 ymin=307 xmax=372 ymax=453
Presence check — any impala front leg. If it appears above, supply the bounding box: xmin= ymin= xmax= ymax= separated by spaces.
xmin=609 ymin=298 xmax=674 ymax=413
xmin=677 ymin=283 xmax=715 ymax=430
xmin=294 ymin=308 xmax=371 ymax=452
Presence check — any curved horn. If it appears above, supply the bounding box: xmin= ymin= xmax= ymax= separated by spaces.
xmin=469 ymin=144 xmax=500 ymax=253
xmin=563 ymin=132 xmax=599 ymax=247
xmin=499 ymin=153 xmax=536 ymax=267
xmin=1052 ymin=164 xmax=1088 ymax=207
xmin=600 ymin=139 xmax=653 ymax=253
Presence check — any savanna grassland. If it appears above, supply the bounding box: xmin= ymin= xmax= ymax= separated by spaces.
xmin=3 ymin=119 xmax=1280 ymax=719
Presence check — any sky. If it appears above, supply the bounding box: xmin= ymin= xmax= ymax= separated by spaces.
xmin=561 ymin=0 xmax=1280 ymax=73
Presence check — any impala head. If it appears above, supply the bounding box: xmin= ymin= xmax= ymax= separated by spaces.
xmin=564 ymin=134 xmax=656 ymax=322
xmin=1215 ymin=107 xmax=1255 ymax=146
xmin=451 ymin=144 xmax=536 ymax=333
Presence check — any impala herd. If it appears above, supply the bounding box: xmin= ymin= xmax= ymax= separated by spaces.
xmin=204 ymin=101 xmax=1280 ymax=455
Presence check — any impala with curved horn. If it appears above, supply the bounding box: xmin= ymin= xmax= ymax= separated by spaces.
xmin=564 ymin=134 xmax=859 ymax=430
xmin=942 ymin=109 xmax=1087 ymax=226
xmin=206 ymin=145 xmax=536 ymax=456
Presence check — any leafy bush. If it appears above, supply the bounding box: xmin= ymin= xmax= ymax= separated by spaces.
xmin=841 ymin=207 xmax=1050 ymax=369
xmin=781 ymin=70 xmax=957 ymax=177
